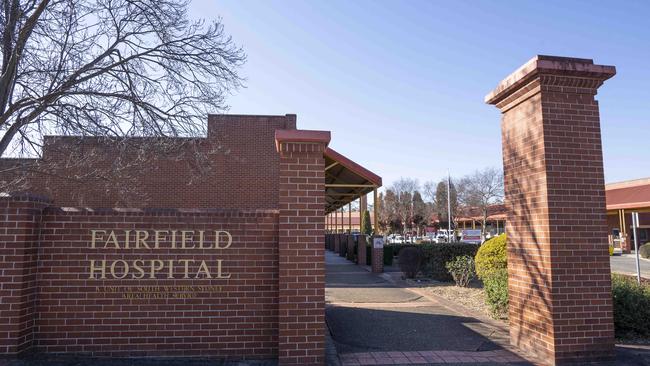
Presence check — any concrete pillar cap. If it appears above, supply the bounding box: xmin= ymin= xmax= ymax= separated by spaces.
xmin=485 ymin=55 xmax=616 ymax=105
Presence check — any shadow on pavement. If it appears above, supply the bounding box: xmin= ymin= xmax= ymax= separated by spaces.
xmin=326 ymin=305 xmax=502 ymax=355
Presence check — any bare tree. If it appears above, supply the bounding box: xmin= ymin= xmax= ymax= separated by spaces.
xmin=422 ymin=180 xmax=436 ymax=206
xmin=463 ymin=167 xmax=504 ymax=238
xmin=0 ymin=0 xmax=245 ymax=157
xmin=390 ymin=178 xmax=419 ymax=234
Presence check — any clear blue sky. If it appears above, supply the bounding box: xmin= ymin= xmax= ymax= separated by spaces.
xmin=190 ymin=0 xmax=649 ymax=186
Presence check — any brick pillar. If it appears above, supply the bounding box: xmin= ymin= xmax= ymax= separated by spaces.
xmin=357 ymin=235 xmax=367 ymax=266
xmin=486 ymin=56 xmax=616 ymax=365
xmin=333 ymin=234 xmax=340 ymax=253
xmin=371 ymin=236 xmax=383 ymax=273
xmin=347 ymin=235 xmax=355 ymax=261
xmin=338 ymin=234 xmax=346 ymax=257
xmin=0 ymin=194 xmax=50 ymax=355
xmin=276 ymin=129 xmax=330 ymax=366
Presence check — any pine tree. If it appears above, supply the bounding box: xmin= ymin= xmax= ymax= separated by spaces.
xmin=361 ymin=210 xmax=373 ymax=236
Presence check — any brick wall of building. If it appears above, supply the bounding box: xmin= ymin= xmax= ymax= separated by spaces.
xmin=0 ymin=115 xmax=296 ymax=209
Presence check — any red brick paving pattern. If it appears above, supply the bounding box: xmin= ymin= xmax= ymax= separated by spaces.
xmin=339 ymin=350 xmax=527 ymax=365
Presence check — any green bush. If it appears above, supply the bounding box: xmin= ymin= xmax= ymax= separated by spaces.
xmin=475 ymin=234 xmax=507 ymax=279
xmin=445 ymin=256 xmax=475 ymax=287
xmin=483 ymin=268 xmax=509 ymax=319
xmin=612 ymin=274 xmax=650 ymax=338
xmin=639 ymin=243 xmax=650 ymax=259
xmin=383 ymin=245 xmax=394 ymax=266
xmin=419 ymin=243 xmax=480 ymax=281
xmin=391 ymin=243 xmax=417 ymax=256
xmin=399 ymin=247 xmax=422 ymax=278
xmin=361 ymin=211 xmax=373 ymax=236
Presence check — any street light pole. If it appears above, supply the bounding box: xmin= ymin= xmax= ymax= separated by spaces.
xmin=447 ymin=169 xmax=452 ymax=242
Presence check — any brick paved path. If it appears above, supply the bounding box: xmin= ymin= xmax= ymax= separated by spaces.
xmin=339 ymin=350 xmax=525 ymax=365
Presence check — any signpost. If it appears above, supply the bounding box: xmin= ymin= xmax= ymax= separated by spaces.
xmin=373 ymin=236 xmax=384 ymax=249
xmin=461 ymin=229 xmax=482 ymax=245
xmin=632 ymin=212 xmax=641 ymax=284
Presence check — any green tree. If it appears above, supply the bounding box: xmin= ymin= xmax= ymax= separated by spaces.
xmin=412 ymin=191 xmax=428 ymax=235
xmin=360 ymin=210 xmax=373 ymax=236
xmin=435 ymin=179 xmax=458 ymax=229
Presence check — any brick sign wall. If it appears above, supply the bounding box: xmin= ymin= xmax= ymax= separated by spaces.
xmin=0 ymin=118 xmax=332 ymax=365
xmin=1 ymin=196 xmax=280 ymax=358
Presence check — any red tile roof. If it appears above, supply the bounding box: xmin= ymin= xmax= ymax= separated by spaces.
xmin=606 ymin=178 xmax=650 ymax=210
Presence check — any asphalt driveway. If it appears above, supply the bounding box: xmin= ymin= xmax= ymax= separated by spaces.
xmin=610 ymin=254 xmax=650 ymax=279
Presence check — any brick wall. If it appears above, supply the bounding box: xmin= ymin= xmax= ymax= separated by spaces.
xmin=487 ymin=55 xmax=616 ymax=365
xmin=0 ymin=195 xmax=50 ymax=354
xmin=0 ymin=114 xmax=296 ymax=209
xmin=1 ymin=195 xmax=280 ymax=358
xmin=276 ymin=130 xmax=329 ymax=365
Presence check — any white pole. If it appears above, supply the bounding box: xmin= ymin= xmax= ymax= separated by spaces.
xmin=633 ymin=212 xmax=641 ymax=284
xmin=447 ymin=169 xmax=452 ymax=242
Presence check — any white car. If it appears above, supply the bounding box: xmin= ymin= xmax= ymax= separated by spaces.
xmin=388 ymin=234 xmax=404 ymax=244
xmin=435 ymin=232 xmax=449 ymax=242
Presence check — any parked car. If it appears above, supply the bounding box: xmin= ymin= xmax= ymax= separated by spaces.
xmin=387 ymin=234 xmax=404 ymax=244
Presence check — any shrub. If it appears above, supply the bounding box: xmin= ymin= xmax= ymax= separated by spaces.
xmin=609 ymin=244 xmax=614 ymax=256
xmin=399 ymin=247 xmax=422 ymax=278
xmin=475 ymin=234 xmax=507 ymax=279
xmin=639 ymin=243 xmax=650 ymax=259
xmin=419 ymin=243 xmax=480 ymax=281
xmin=445 ymin=256 xmax=475 ymax=287
xmin=483 ymin=268 xmax=509 ymax=319
xmin=612 ymin=274 xmax=650 ymax=338
xmin=383 ymin=245 xmax=394 ymax=266
xmin=392 ymin=243 xmax=417 ymax=256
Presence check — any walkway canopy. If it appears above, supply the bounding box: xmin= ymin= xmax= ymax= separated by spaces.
xmin=324 ymin=148 xmax=382 ymax=214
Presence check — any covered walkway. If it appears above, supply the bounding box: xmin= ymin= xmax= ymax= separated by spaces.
xmin=324 ymin=148 xmax=382 ymax=233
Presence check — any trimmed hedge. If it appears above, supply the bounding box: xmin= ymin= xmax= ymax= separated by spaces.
xmin=640 ymin=243 xmax=650 ymax=259
xmin=419 ymin=243 xmax=480 ymax=281
xmin=390 ymin=243 xmax=417 ymax=257
xmin=384 ymin=245 xmax=394 ymax=266
xmin=612 ymin=274 xmax=650 ymax=338
xmin=475 ymin=234 xmax=507 ymax=279
xmin=483 ymin=268 xmax=509 ymax=319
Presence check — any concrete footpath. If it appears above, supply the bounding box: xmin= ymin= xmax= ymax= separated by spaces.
xmin=325 ymin=250 xmax=650 ymax=366
xmin=325 ymin=251 xmax=530 ymax=366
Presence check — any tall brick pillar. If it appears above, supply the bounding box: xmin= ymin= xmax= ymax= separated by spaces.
xmin=0 ymin=194 xmax=50 ymax=355
xmin=357 ymin=235 xmax=367 ymax=266
xmin=276 ymin=130 xmax=330 ymax=366
xmin=486 ymin=56 xmax=616 ymax=365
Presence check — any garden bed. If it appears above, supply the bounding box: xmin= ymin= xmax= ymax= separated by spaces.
xmin=405 ymin=278 xmax=498 ymax=320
